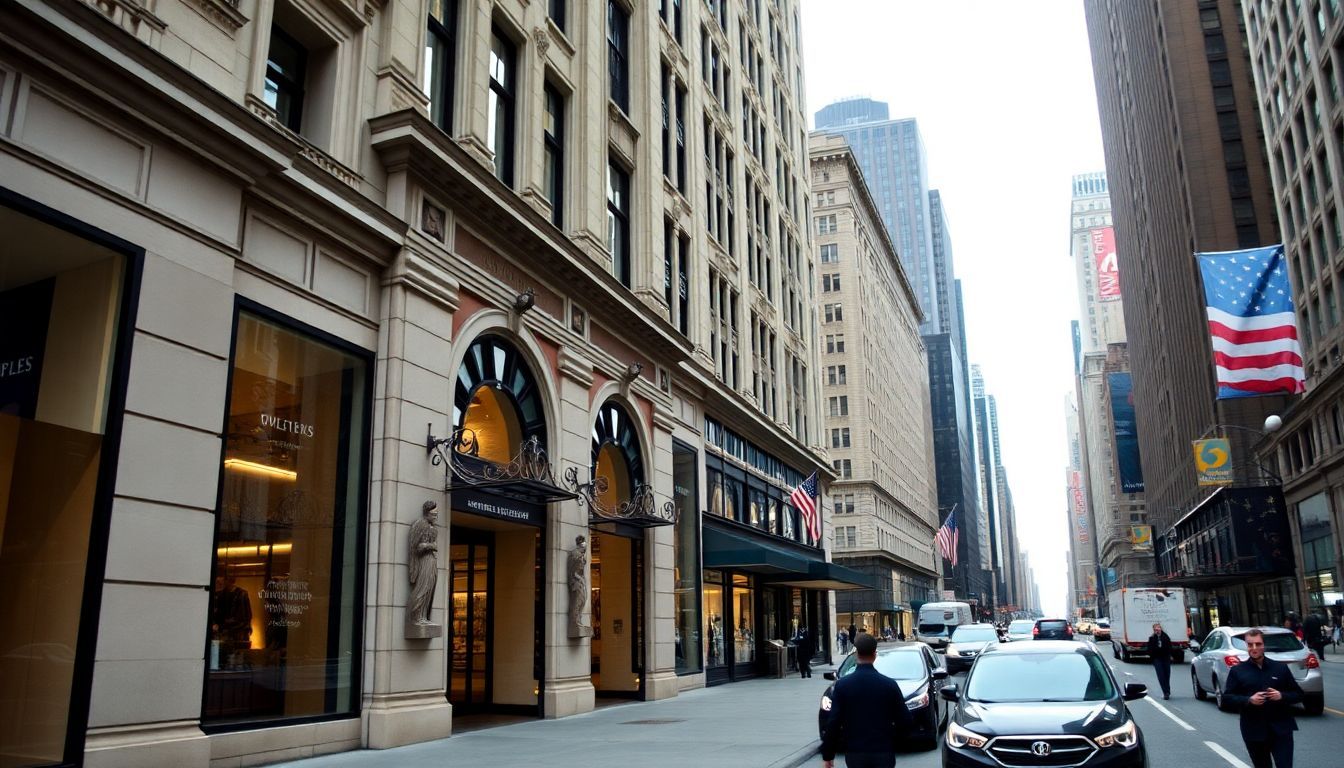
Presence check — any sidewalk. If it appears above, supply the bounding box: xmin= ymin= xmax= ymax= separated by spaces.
xmin=272 ymin=667 xmax=834 ymax=768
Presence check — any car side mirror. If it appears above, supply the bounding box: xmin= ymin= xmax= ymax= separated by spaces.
xmin=823 ymin=671 xmax=836 ymax=681
xmin=939 ymin=685 xmax=960 ymax=702
xmin=1123 ymin=683 xmax=1148 ymax=701
xmin=1189 ymin=640 xmax=1200 ymax=652
xmin=932 ymin=668 xmax=949 ymax=680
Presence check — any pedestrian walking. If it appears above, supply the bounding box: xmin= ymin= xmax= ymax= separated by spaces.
xmin=1147 ymin=622 xmax=1174 ymax=699
xmin=796 ymin=628 xmax=814 ymax=678
xmin=1223 ymin=627 xmax=1304 ymax=768
xmin=1302 ymin=612 xmax=1326 ymax=659
xmin=820 ymin=633 xmax=913 ymax=768
xmin=837 ymin=628 xmax=849 ymax=655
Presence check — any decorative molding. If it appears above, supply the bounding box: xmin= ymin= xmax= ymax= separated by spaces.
xmin=456 ymin=134 xmax=496 ymax=173
xmin=532 ymin=26 xmax=551 ymax=57
xmin=420 ymin=201 xmax=446 ymax=242
xmin=297 ymin=144 xmax=360 ymax=188
xmin=652 ymin=403 xmax=677 ymax=432
xmin=569 ymin=304 xmax=587 ymax=337
xmin=558 ymin=345 xmax=595 ymax=387
xmin=383 ymin=246 xmax=461 ymax=312
xmin=184 ymin=0 xmax=248 ymax=33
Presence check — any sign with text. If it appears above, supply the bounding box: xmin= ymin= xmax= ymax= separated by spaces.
xmin=0 ymin=278 xmax=54 ymax=418
xmin=453 ymin=487 xmax=545 ymax=527
xmin=1192 ymin=438 xmax=1233 ymax=486
xmin=1091 ymin=226 xmax=1121 ymax=301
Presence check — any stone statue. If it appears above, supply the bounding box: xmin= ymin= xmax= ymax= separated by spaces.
xmin=406 ymin=500 xmax=442 ymax=639
xmin=568 ymin=534 xmax=592 ymax=638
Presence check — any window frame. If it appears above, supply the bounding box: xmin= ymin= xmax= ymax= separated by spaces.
xmin=487 ymin=25 xmax=518 ymax=185
xmin=265 ymin=24 xmax=308 ymax=133
xmin=426 ymin=0 xmax=458 ymax=132
xmin=607 ymin=158 xmax=633 ymax=287
xmin=608 ymin=0 xmax=632 ymax=113
xmin=543 ymin=81 xmax=565 ymax=227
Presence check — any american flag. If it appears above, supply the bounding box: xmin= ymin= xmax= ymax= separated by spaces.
xmin=790 ymin=471 xmax=819 ymax=542
xmin=1196 ymin=245 xmax=1305 ymax=398
xmin=935 ymin=506 xmax=958 ymax=566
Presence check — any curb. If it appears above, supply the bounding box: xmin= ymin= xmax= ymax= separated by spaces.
xmin=767 ymin=740 xmax=820 ymax=768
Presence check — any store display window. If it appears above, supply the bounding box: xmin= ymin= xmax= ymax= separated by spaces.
xmin=672 ymin=441 xmax=701 ymax=675
xmin=203 ymin=309 xmax=369 ymax=726
xmin=732 ymin=574 xmax=755 ymax=665
xmin=703 ymin=571 xmax=725 ymax=669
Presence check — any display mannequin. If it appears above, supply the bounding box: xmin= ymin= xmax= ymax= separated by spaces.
xmin=212 ymin=574 xmax=252 ymax=668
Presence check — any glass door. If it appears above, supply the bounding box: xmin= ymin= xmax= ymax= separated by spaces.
xmin=448 ymin=535 xmax=492 ymax=712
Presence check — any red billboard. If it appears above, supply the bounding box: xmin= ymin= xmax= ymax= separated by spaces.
xmin=1091 ymin=226 xmax=1120 ymax=300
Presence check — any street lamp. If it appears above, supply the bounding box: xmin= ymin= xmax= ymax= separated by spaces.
xmin=1197 ymin=415 xmax=1283 ymax=440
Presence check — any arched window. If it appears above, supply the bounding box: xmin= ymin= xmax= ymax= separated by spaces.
xmin=454 ymin=336 xmax=547 ymax=463
xmin=590 ymin=400 xmax=645 ymax=509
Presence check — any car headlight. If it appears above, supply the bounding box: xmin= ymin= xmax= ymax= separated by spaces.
xmin=906 ymin=689 xmax=929 ymax=708
xmin=820 ymin=694 xmax=832 ymax=712
xmin=946 ymin=721 xmax=988 ymax=750
xmin=1094 ymin=720 xmax=1138 ymax=749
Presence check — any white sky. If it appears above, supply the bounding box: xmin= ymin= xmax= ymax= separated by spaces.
xmin=801 ymin=0 xmax=1105 ymax=617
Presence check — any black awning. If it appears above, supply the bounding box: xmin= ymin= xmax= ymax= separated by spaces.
xmin=701 ymin=523 xmax=876 ymax=590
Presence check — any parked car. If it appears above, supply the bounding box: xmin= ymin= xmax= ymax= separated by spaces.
xmin=946 ymin=624 xmax=1000 ymax=673
xmin=1094 ymin=618 xmax=1112 ymax=642
xmin=1004 ymin=619 xmax=1036 ymax=642
xmin=1033 ymin=618 xmax=1076 ymax=641
xmin=819 ymin=642 xmax=949 ymax=750
xmin=1076 ymin=617 xmax=1096 ymax=634
xmin=1189 ymin=626 xmax=1325 ymax=715
xmin=940 ymin=641 xmax=1149 ymax=767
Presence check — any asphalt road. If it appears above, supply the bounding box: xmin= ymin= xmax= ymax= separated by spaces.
xmin=801 ymin=640 xmax=1344 ymax=768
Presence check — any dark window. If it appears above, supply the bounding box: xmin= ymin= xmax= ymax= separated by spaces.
xmin=487 ymin=28 xmax=517 ymax=184
xmin=265 ymin=26 xmax=307 ymax=132
xmin=543 ymin=83 xmax=564 ymax=226
xmin=607 ymin=159 xmax=632 ymax=286
xmin=426 ymin=0 xmax=457 ymax=132
xmin=608 ymin=1 xmax=631 ymax=112
xmin=549 ymin=0 xmax=566 ymax=32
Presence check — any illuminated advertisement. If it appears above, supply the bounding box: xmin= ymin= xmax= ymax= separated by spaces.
xmin=1108 ymin=372 xmax=1145 ymax=494
xmin=1092 ymin=226 xmax=1121 ymax=300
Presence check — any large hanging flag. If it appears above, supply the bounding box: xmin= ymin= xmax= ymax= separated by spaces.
xmin=1196 ymin=245 xmax=1305 ymax=398
xmin=790 ymin=471 xmax=820 ymax=542
xmin=935 ymin=505 xmax=959 ymax=566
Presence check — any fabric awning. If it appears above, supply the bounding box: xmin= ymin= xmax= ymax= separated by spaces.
xmin=701 ymin=523 xmax=876 ymax=590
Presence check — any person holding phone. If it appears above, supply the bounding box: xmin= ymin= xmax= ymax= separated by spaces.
xmin=1222 ymin=628 xmax=1304 ymax=767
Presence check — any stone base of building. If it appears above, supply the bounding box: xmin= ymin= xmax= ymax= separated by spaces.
xmin=676 ymin=672 xmax=706 ymax=692
xmin=365 ymin=691 xmax=453 ymax=749
xmin=543 ymin=676 xmax=595 ymax=719
xmin=209 ymin=718 xmax=361 ymax=765
xmin=84 ymin=721 xmax=210 ymax=768
xmin=644 ymin=670 xmax=681 ymax=701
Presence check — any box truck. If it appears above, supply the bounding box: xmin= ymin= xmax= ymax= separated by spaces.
xmin=916 ymin=601 xmax=974 ymax=649
xmin=1108 ymin=587 xmax=1190 ymax=663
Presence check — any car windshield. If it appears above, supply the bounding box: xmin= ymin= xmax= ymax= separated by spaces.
xmin=1009 ymin=621 xmax=1034 ymax=632
xmin=918 ymin=623 xmax=947 ymax=636
xmin=839 ymin=650 xmax=926 ymax=681
xmin=1230 ymin=633 xmax=1304 ymax=652
xmin=966 ymin=652 xmax=1116 ymax=702
xmin=951 ymin=627 xmax=997 ymax=643
xmin=1096 ymin=621 xmax=1109 ymax=627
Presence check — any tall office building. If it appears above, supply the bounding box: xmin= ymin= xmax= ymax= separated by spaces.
xmin=810 ymin=133 xmax=941 ymax=637
xmin=1244 ymin=1 xmax=1344 ymax=617
xmin=1071 ymin=173 xmax=1127 ymax=352
xmin=814 ymin=99 xmax=939 ymax=334
xmin=1066 ymin=392 xmax=1101 ymax=616
xmin=1085 ymin=2 xmax=1287 ymax=527
xmin=0 ymin=0 xmax=844 ymax=764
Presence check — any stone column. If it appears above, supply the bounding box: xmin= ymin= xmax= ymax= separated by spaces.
xmin=644 ymin=404 xmax=681 ymax=700
xmin=364 ymin=245 xmax=459 ymax=748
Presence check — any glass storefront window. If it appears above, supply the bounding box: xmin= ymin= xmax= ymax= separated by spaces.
xmin=703 ymin=571 xmax=725 ymax=669
xmin=0 ymin=213 xmax=126 ymax=767
xmin=1302 ymin=492 xmax=1341 ymax=608
xmin=673 ymin=441 xmax=701 ymax=674
xmin=733 ymin=574 xmax=754 ymax=665
xmin=204 ymin=311 xmax=368 ymax=725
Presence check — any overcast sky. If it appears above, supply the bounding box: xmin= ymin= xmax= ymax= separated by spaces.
xmin=801 ymin=1 xmax=1106 ymax=617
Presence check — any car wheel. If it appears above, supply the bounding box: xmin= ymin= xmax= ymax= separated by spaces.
xmin=1113 ymin=642 xmax=1120 ymax=660
xmin=1192 ymin=668 xmax=1207 ymax=701
xmin=1304 ymin=693 xmax=1325 ymax=716
xmin=1214 ymin=676 xmax=1232 ymax=712
xmin=1120 ymin=645 xmax=1131 ymax=663
xmin=919 ymin=708 xmax=939 ymax=750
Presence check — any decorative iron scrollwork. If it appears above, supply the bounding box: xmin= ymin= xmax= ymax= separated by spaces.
xmin=564 ymin=466 xmax=678 ymax=527
xmin=427 ymin=424 xmax=563 ymax=489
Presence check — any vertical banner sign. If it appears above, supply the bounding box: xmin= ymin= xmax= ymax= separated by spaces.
xmin=1068 ymin=470 xmax=1089 ymax=544
xmin=1107 ymin=372 xmax=1145 ymax=493
xmin=1192 ymin=438 xmax=1234 ymax=486
xmin=1091 ymin=226 xmax=1121 ymax=301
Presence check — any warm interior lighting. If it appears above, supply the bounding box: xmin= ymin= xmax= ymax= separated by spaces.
xmin=224 ymin=458 xmax=297 ymax=481
xmin=217 ymin=542 xmax=294 ymax=558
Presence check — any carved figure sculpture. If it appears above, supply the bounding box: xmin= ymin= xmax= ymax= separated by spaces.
xmin=406 ymin=501 xmax=441 ymax=636
xmin=568 ymin=534 xmax=592 ymax=638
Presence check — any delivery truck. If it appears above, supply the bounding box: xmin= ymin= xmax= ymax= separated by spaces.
xmin=916 ymin=601 xmax=974 ymax=649
xmin=1108 ymin=587 xmax=1190 ymax=663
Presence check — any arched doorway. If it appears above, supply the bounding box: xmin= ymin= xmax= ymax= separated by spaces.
xmin=447 ymin=335 xmax=549 ymax=716
xmin=588 ymin=400 xmax=647 ymax=699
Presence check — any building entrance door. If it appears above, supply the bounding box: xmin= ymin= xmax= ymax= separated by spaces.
xmin=448 ymin=531 xmax=492 ymax=713
xmin=590 ymin=530 xmax=644 ymax=699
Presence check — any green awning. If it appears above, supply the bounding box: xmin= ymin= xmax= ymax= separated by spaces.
xmin=701 ymin=523 xmax=877 ymax=590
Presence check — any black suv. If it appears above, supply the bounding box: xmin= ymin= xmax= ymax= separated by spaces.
xmin=1033 ymin=618 xmax=1075 ymax=640
xmin=940 ymin=641 xmax=1148 ymax=767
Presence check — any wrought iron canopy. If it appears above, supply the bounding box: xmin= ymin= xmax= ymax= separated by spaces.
xmin=564 ymin=466 xmax=677 ymax=528
xmin=427 ymin=424 xmax=578 ymax=505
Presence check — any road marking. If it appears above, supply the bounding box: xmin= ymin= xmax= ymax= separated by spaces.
xmin=1142 ymin=697 xmax=1196 ymax=731
xmin=1204 ymin=740 xmax=1251 ymax=768
xmin=1326 ymin=706 xmax=1344 ymax=717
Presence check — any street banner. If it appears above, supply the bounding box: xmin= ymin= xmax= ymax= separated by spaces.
xmin=1193 ymin=438 xmax=1234 ymax=486
xmin=1091 ymin=226 xmax=1121 ymax=300
xmin=1130 ymin=524 xmax=1153 ymax=552
xmin=1107 ymin=372 xmax=1145 ymax=493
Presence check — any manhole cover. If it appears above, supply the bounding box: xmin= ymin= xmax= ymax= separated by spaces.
xmin=620 ymin=718 xmax=686 ymax=725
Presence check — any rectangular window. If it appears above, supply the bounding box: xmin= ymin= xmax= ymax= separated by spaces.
xmin=204 ymin=310 xmax=370 ymax=725
xmin=487 ymin=28 xmax=517 ymax=184
xmin=607 ymin=159 xmax=632 ymax=287
xmin=672 ymin=440 xmax=701 ymax=674
xmin=608 ymin=1 xmax=630 ymax=113
xmin=265 ymin=25 xmax=308 ymax=133
xmin=549 ymin=0 xmax=566 ymax=31
xmin=543 ymin=83 xmax=565 ymax=226
xmin=819 ymin=244 xmax=838 ymax=263
xmin=425 ymin=0 xmax=458 ymax=131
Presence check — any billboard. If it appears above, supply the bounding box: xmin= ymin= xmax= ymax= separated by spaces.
xmin=1108 ymin=372 xmax=1145 ymax=494
xmin=1068 ymin=469 xmax=1089 ymax=544
xmin=1091 ymin=226 xmax=1121 ymax=300
xmin=1130 ymin=524 xmax=1153 ymax=552
xmin=1193 ymin=438 xmax=1234 ymax=486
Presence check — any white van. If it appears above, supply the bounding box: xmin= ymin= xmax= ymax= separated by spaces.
xmin=916 ymin=601 xmax=974 ymax=649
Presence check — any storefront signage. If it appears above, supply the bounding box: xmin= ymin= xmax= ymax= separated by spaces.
xmin=0 ymin=278 xmax=54 ymax=419
xmin=454 ymin=487 xmax=544 ymax=527
xmin=1192 ymin=438 xmax=1233 ymax=486
xmin=260 ymin=413 xmax=316 ymax=437
xmin=261 ymin=578 xmax=312 ymax=631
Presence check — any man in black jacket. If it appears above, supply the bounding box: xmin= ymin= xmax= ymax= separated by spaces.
xmin=821 ymin=633 xmax=913 ymax=768
xmin=796 ymin=628 xmax=815 ymax=678
xmin=1146 ymin=622 xmax=1173 ymax=699
xmin=1223 ymin=628 xmax=1304 ymax=768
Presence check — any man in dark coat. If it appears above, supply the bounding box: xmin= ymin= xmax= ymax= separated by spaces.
xmin=1302 ymin=612 xmax=1326 ymax=658
xmin=1223 ymin=628 xmax=1304 ymax=768
xmin=821 ymin=633 xmax=913 ymax=768
xmin=1147 ymin=622 xmax=1174 ymax=699
xmin=796 ymin=628 xmax=815 ymax=678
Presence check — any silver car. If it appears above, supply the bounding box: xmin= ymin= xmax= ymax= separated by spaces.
xmin=1004 ymin=618 xmax=1035 ymax=642
xmin=1190 ymin=626 xmax=1325 ymax=714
